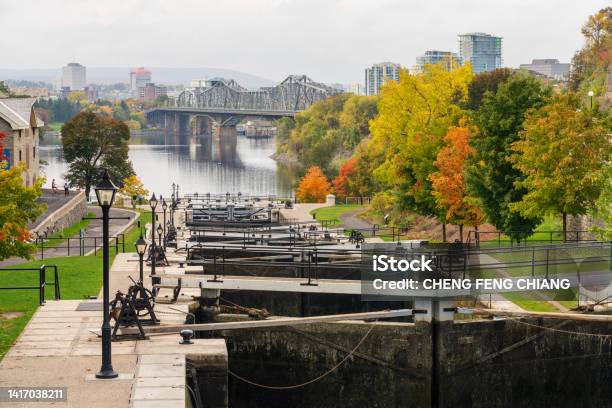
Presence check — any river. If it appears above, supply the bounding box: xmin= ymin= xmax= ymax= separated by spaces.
xmin=39 ymin=131 xmax=294 ymax=198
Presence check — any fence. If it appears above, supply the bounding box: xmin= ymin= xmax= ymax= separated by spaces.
xmin=33 ymin=233 xmax=126 ymax=259
xmin=0 ymin=265 xmax=60 ymax=306
xmin=467 ymin=230 xmax=608 ymax=247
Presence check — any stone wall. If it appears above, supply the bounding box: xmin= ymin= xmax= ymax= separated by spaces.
xmin=32 ymin=191 xmax=87 ymax=236
xmin=222 ymin=318 xmax=612 ymax=407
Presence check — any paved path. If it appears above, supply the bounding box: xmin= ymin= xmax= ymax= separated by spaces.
xmin=0 ymin=207 xmax=138 ymax=267
xmin=29 ymin=189 xmax=77 ymax=230
xmin=339 ymin=208 xmax=373 ymax=230
xmin=279 ymin=203 xmax=330 ymax=224
xmin=0 ymin=254 xmax=227 ymax=408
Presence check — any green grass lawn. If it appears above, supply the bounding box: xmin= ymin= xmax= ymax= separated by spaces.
xmin=48 ymin=122 xmax=63 ymax=132
xmin=42 ymin=211 xmax=95 ymax=248
xmin=310 ymin=204 xmax=364 ymax=226
xmin=0 ymin=208 xmax=151 ymax=360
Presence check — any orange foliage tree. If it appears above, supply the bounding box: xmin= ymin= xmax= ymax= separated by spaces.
xmin=429 ymin=125 xmax=483 ymax=241
xmin=332 ymin=157 xmax=357 ymax=199
xmin=296 ymin=166 xmax=332 ymax=203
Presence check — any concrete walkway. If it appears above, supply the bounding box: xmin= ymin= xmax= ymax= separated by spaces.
xmin=279 ymin=202 xmax=330 ymax=224
xmin=0 ymin=253 xmax=227 ymax=408
xmin=0 ymin=207 xmax=138 ymax=267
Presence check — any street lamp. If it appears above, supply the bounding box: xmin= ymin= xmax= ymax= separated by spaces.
xmin=588 ymin=90 xmax=594 ymax=110
xmin=135 ymin=235 xmax=147 ymax=283
xmin=157 ymin=224 xmax=163 ymax=247
xmin=162 ymin=200 xmax=168 ymax=248
xmin=149 ymin=193 xmax=158 ymax=283
xmin=94 ymin=170 xmax=118 ymax=379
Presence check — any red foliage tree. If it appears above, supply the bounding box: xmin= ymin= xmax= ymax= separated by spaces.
xmin=332 ymin=157 xmax=357 ymax=199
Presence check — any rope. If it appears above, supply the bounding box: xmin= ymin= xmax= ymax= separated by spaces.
xmin=228 ymin=322 xmax=376 ymax=390
xmin=505 ymin=316 xmax=612 ymax=338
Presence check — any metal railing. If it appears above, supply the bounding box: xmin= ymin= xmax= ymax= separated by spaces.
xmin=0 ymin=265 xmax=60 ymax=305
xmin=467 ymin=230 xmax=609 ymax=247
xmin=33 ymin=233 xmax=126 ymax=259
xmin=178 ymin=241 xmax=612 ymax=290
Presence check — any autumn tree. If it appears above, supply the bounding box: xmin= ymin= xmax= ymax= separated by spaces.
xmin=332 ymin=157 xmax=357 ymax=199
xmin=61 ymin=111 xmax=135 ymax=200
xmin=296 ymin=166 xmax=332 ymax=203
xmin=591 ymin=161 xmax=612 ymax=240
xmin=119 ymin=175 xmax=149 ymax=209
xmin=467 ymin=73 xmax=551 ymax=242
xmin=429 ymin=125 xmax=483 ymax=241
xmin=0 ymin=133 xmax=46 ymax=260
xmin=368 ymin=63 xmax=473 ymax=228
xmin=570 ymin=7 xmax=611 ymax=92
xmin=510 ymin=93 xmax=611 ymax=239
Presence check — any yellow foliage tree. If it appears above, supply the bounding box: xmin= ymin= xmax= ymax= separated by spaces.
xmin=368 ymin=63 xmax=473 ymax=219
xmin=119 ymin=175 xmax=149 ymax=209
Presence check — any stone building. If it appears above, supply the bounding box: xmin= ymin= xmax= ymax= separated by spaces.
xmin=0 ymin=97 xmax=43 ymax=186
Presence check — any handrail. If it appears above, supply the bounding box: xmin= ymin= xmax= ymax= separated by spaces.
xmin=0 ymin=264 xmax=61 ymax=305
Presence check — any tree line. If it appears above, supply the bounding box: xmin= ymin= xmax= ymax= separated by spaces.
xmin=291 ymin=7 xmax=611 ymax=242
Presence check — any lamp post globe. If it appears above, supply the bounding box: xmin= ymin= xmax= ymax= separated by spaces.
xmin=157 ymin=224 xmax=163 ymax=247
xmin=94 ymin=170 xmax=118 ymax=379
xmin=135 ymin=235 xmax=147 ymax=283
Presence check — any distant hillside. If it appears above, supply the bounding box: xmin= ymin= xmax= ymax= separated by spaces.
xmin=0 ymin=67 xmax=276 ymax=89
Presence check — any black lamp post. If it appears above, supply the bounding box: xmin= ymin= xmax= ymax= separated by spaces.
xmin=149 ymin=193 xmax=158 ymax=284
xmin=157 ymin=224 xmax=163 ymax=248
xmin=94 ymin=170 xmax=118 ymax=379
xmin=162 ymin=200 xmax=168 ymax=249
xmin=135 ymin=235 xmax=147 ymax=283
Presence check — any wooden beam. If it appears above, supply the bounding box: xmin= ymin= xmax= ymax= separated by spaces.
xmin=120 ymin=308 xmax=414 ymax=335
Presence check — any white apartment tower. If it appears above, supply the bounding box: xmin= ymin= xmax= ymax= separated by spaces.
xmin=365 ymin=62 xmax=401 ymax=96
xmin=61 ymin=62 xmax=86 ymax=91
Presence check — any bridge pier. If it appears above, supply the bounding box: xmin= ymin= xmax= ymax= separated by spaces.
xmin=213 ymin=125 xmax=237 ymax=140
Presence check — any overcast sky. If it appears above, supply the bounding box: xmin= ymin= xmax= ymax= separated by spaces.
xmin=0 ymin=0 xmax=607 ymax=84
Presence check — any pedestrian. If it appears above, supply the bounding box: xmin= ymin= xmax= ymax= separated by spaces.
xmin=51 ymin=179 xmax=58 ymax=194
xmin=64 ymin=182 xmax=69 ymax=196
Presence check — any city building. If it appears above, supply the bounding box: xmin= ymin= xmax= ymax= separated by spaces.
xmin=130 ymin=67 xmax=152 ymax=95
xmin=365 ymin=62 xmax=401 ymax=96
xmin=344 ymin=83 xmax=364 ymax=95
xmin=519 ymin=59 xmax=570 ymax=81
xmin=458 ymin=33 xmax=502 ymax=74
xmin=61 ymin=62 xmax=86 ymax=90
xmin=84 ymin=86 xmax=99 ymax=101
xmin=415 ymin=50 xmax=462 ymax=72
xmin=0 ymin=98 xmax=42 ymax=186
xmin=138 ymin=83 xmax=167 ymax=101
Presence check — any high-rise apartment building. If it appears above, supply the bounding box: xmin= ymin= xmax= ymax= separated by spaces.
xmin=415 ymin=50 xmax=462 ymax=72
xmin=458 ymin=33 xmax=502 ymax=74
xmin=519 ymin=59 xmax=570 ymax=81
xmin=365 ymin=62 xmax=401 ymax=96
xmin=130 ymin=67 xmax=152 ymax=94
xmin=61 ymin=62 xmax=86 ymax=90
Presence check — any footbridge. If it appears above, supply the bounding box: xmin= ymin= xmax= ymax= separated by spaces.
xmin=147 ymin=75 xmax=339 ymax=136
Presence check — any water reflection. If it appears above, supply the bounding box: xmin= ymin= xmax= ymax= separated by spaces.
xmin=39 ymin=131 xmax=294 ymax=197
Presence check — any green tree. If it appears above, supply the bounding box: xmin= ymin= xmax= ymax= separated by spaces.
xmin=0 ymin=132 xmax=46 ymax=260
xmin=467 ymin=73 xmax=551 ymax=241
xmin=510 ymin=93 xmax=611 ymax=239
xmin=61 ymin=111 xmax=135 ymax=199
xmin=465 ymin=68 xmax=512 ymax=111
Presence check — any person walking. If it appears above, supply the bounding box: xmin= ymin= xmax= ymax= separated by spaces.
xmin=64 ymin=182 xmax=69 ymax=196
xmin=51 ymin=179 xmax=58 ymax=194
